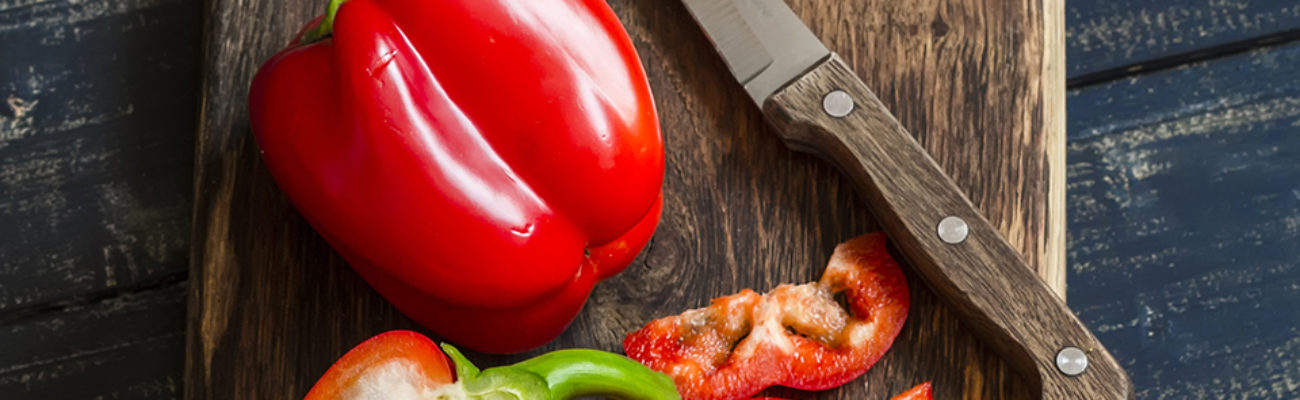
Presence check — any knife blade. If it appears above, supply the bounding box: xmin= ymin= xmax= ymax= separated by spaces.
xmin=679 ymin=0 xmax=1134 ymax=398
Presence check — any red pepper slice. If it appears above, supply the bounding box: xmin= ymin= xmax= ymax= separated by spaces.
xmin=249 ymin=0 xmax=663 ymax=354
xmin=750 ymin=381 xmax=931 ymax=400
xmin=624 ymin=233 xmax=910 ymax=400
xmin=304 ymin=330 xmax=681 ymax=399
xmin=889 ymin=382 xmax=933 ymax=400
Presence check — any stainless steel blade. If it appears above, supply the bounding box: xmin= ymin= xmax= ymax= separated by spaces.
xmin=680 ymin=0 xmax=830 ymax=104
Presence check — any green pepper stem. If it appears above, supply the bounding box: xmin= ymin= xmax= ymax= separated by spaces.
xmin=439 ymin=344 xmax=680 ymax=400
xmin=440 ymin=343 xmax=482 ymax=381
xmin=510 ymin=349 xmax=681 ymax=400
xmin=299 ymin=0 xmax=346 ymax=44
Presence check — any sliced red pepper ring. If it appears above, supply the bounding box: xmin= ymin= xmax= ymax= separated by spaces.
xmin=624 ymin=233 xmax=910 ymax=400
xmin=749 ymin=381 xmax=931 ymax=400
xmin=889 ymin=382 xmax=933 ymax=400
xmin=304 ymin=330 xmax=681 ymax=400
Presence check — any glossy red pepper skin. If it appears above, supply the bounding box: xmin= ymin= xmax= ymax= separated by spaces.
xmin=249 ymin=0 xmax=663 ymax=353
xmin=625 ymin=233 xmax=910 ymax=400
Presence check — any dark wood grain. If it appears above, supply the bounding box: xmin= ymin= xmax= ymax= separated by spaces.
xmin=1066 ymin=0 xmax=1300 ymax=82
xmin=1068 ymin=41 xmax=1300 ymax=399
xmin=765 ymin=54 xmax=1130 ymax=399
xmin=187 ymin=1 xmax=1065 ymax=400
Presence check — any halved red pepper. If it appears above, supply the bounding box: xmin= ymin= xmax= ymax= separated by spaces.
xmin=624 ymin=233 xmax=910 ymax=400
xmin=304 ymin=330 xmax=680 ymax=399
xmin=249 ymin=0 xmax=663 ymax=353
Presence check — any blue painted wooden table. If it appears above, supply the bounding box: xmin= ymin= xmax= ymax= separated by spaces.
xmin=1067 ymin=11 xmax=1300 ymax=398
xmin=1 ymin=0 xmax=1298 ymax=398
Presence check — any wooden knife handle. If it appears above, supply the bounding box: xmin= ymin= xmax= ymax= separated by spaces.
xmin=763 ymin=54 xmax=1133 ymax=399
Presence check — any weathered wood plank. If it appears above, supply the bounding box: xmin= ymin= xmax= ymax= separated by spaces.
xmin=1068 ymin=41 xmax=1300 ymax=399
xmin=188 ymin=1 xmax=1064 ymax=399
xmin=1066 ymin=0 xmax=1300 ymax=82
xmin=0 ymin=0 xmax=199 ymax=397
xmin=0 ymin=280 xmax=186 ymax=399
xmin=0 ymin=0 xmax=199 ymax=312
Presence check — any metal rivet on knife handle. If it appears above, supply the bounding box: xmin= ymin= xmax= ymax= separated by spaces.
xmin=937 ymin=216 xmax=969 ymax=244
xmin=822 ymin=90 xmax=854 ymax=118
xmin=1056 ymin=347 xmax=1089 ymax=376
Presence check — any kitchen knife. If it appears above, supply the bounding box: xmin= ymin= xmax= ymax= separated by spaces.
xmin=677 ymin=0 xmax=1134 ymax=398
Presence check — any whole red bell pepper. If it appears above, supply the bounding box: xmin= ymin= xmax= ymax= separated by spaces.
xmin=624 ymin=233 xmax=910 ymax=400
xmin=248 ymin=0 xmax=663 ymax=353
xmin=304 ymin=330 xmax=680 ymax=399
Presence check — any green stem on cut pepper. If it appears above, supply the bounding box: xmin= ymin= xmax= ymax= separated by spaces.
xmin=299 ymin=0 xmax=345 ymax=44
xmin=511 ymin=348 xmax=682 ymax=400
xmin=441 ymin=344 xmax=680 ymax=400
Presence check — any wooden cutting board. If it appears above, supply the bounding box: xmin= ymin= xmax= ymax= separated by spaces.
xmin=186 ymin=0 xmax=1066 ymax=399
